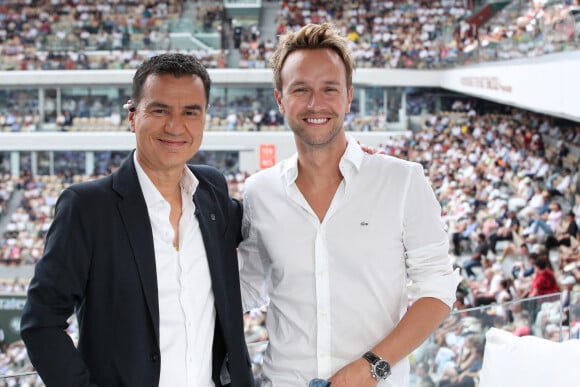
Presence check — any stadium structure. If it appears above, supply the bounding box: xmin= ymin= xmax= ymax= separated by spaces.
xmin=0 ymin=0 xmax=579 ymax=386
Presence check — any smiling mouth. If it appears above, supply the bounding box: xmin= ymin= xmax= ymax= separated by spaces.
xmin=305 ymin=118 xmax=329 ymax=124
xmin=159 ymin=139 xmax=186 ymax=145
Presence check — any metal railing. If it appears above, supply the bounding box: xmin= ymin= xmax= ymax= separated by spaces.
xmin=0 ymin=291 xmax=577 ymax=385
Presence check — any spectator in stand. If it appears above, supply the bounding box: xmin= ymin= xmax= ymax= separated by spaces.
xmin=533 ymin=156 xmax=550 ymax=181
xmin=545 ymin=210 xmax=579 ymax=251
xmin=561 ymin=275 xmax=576 ymax=326
xmin=463 ymin=233 xmax=490 ymax=280
xmin=524 ymin=201 xmax=563 ymax=238
xmin=497 ymin=277 xmax=517 ymax=304
xmin=488 ymin=210 xmax=520 ymax=255
xmin=225 ymin=111 xmax=237 ymax=131
xmin=559 ymin=234 xmax=580 ymax=272
xmin=480 ymin=197 xmax=509 ymax=237
xmin=251 ymin=110 xmax=263 ymax=131
xmin=518 ymin=186 xmax=548 ymax=222
xmin=508 ymin=176 xmax=534 ymax=211
xmin=468 ymin=264 xmax=504 ymax=307
xmin=451 ymin=212 xmax=479 ymax=256
xmin=438 ymin=335 xmax=484 ymax=387
xmin=548 ymin=167 xmax=572 ymax=198
xmin=56 ymin=110 xmax=74 ymax=131
xmin=527 ymin=255 xmax=560 ymax=297
xmin=453 ymin=286 xmax=473 ymax=311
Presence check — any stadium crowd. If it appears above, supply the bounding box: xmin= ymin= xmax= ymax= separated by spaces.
xmin=1 ymin=100 xmax=579 ymax=385
xmin=0 ymin=0 xmax=578 ymax=72
xmin=0 ymin=0 xmax=185 ymax=70
xmin=0 ymin=0 xmax=579 ymax=385
xmin=225 ymin=0 xmax=580 ymax=70
xmin=393 ymin=103 xmax=579 ymax=385
xmin=2 ymin=102 xmax=580 ymax=280
xmin=1 ymin=0 xmax=580 ymax=135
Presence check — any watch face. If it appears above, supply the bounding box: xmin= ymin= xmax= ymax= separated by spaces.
xmin=374 ymin=360 xmax=391 ymax=378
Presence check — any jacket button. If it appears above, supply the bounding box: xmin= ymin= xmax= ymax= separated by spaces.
xmin=151 ymin=352 xmax=160 ymax=362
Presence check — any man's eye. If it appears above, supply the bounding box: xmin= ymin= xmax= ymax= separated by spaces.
xmin=184 ymin=111 xmax=203 ymax=120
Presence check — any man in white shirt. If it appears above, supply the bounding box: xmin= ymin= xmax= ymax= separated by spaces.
xmin=550 ymin=167 xmax=572 ymax=197
xmin=239 ymin=23 xmax=460 ymax=386
xmin=21 ymin=53 xmax=254 ymax=387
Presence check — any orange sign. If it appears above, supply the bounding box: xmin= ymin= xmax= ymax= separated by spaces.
xmin=259 ymin=144 xmax=276 ymax=169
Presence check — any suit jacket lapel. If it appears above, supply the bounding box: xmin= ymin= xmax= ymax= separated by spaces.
xmin=112 ymin=153 xmax=160 ymax=342
xmin=193 ymin=187 xmax=221 ymax=283
xmin=192 ymin=185 xmax=229 ymax=314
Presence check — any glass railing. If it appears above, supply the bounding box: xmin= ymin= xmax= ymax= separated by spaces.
xmin=224 ymin=0 xmax=261 ymax=4
xmin=408 ymin=293 xmax=566 ymax=386
xmin=244 ymin=292 xmax=576 ymax=386
xmin=1 ymin=291 xmax=577 ymax=385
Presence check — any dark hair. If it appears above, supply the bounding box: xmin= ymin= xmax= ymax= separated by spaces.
xmin=535 ymin=258 xmax=548 ymax=270
xmin=269 ymin=23 xmax=355 ymax=92
xmin=131 ymin=53 xmax=211 ymax=108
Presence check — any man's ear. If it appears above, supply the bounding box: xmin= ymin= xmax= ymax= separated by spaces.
xmin=128 ymin=111 xmax=136 ymax=132
xmin=274 ymin=89 xmax=284 ymax=114
xmin=125 ymin=100 xmax=136 ymax=132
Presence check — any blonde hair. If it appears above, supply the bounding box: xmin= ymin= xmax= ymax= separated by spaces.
xmin=269 ymin=23 xmax=355 ymax=92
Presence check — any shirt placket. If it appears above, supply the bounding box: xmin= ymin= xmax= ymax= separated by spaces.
xmin=178 ymin=194 xmax=194 ymax=385
xmin=315 ymin=181 xmax=346 ymax=378
xmin=315 ymin=226 xmax=331 ymax=377
xmin=176 ymin=242 xmax=191 ymax=384
xmin=287 ymin=179 xmax=345 ymax=378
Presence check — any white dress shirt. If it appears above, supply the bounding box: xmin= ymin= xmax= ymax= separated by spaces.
xmin=135 ymin=155 xmax=215 ymax=387
xmin=556 ymin=174 xmax=571 ymax=193
xmin=239 ymin=135 xmax=460 ymax=386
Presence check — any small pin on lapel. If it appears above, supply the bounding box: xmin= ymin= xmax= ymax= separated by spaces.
xmin=210 ymin=213 xmax=216 ymax=221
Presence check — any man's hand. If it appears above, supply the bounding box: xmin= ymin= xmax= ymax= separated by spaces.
xmin=357 ymin=141 xmax=386 ymax=155
xmin=327 ymin=358 xmax=376 ymax=387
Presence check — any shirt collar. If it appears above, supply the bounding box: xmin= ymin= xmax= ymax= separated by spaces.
xmin=134 ymin=152 xmax=198 ymax=207
xmin=281 ymin=133 xmax=364 ymax=186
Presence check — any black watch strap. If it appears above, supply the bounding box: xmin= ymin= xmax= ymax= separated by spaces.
xmin=362 ymin=351 xmax=381 ymax=364
xmin=362 ymin=351 xmax=391 ymax=380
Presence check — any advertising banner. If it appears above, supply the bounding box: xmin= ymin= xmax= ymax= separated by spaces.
xmin=259 ymin=144 xmax=276 ymax=169
xmin=0 ymin=294 xmax=27 ymax=344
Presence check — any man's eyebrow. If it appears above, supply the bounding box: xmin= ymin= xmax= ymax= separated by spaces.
xmin=144 ymin=102 xmax=203 ymax=111
xmin=183 ymin=104 xmax=203 ymax=111
xmin=144 ymin=101 xmax=170 ymax=109
xmin=287 ymin=80 xmax=342 ymax=87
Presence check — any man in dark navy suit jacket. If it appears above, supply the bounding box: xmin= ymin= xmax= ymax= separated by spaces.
xmin=20 ymin=53 xmax=254 ymax=387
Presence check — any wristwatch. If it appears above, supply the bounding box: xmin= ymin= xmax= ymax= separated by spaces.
xmin=362 ymin=351 xmax=391 ymax=381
